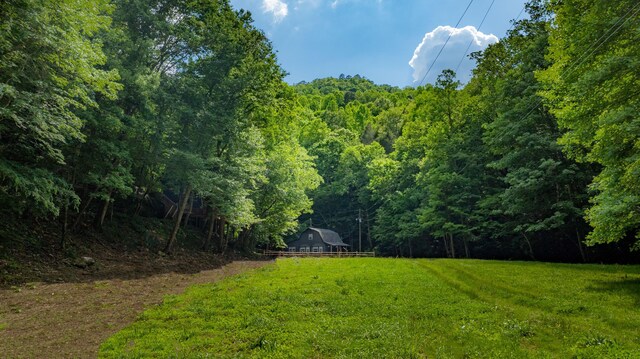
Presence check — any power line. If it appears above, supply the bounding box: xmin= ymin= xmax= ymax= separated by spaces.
xmin=454 ymin=0 xmax=496 ymax=75
xmin=400 ymin=1 xmax=479 ymax=117
xmin=560 ymin=2 xmax=640 ymax=81
xmin=510 ymin=1 xmax=640 ymax=132
xmin=454 ymin=1 xmax=527 ymax=79
xmin=505 ymin=6 xmax=526 ymax=36
xmin=416 ymin=0 xmax=475 ymax=87
xmin=310 ymin=2 xmax=616 ymax=232
xmin=343 ymin=3 xmax=640 ymax=238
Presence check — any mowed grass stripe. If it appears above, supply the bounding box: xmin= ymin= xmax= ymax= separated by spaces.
xmin=418 ymin=260 xmax=543 ymax=303
xmin=99 ymin=258 xmax=640 ymax=358
xmin=417 ymin=259 xmax=640 ymax=356
xmin=427 ymin=260 xmax=640 ymax=333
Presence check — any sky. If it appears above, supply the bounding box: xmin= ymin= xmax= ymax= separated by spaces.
xmin=229 ymin=0 xmax=528 ymax=87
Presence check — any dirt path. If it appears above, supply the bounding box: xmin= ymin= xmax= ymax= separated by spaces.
xmin=0 ymin=260 xmax=272 ymax=358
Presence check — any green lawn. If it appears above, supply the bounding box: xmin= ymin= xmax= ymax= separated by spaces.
xmin=99 ymin=258 xmax=640 ymax=358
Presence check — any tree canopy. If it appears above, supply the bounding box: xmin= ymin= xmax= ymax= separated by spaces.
xmin=0 ymin=0 xmax=638 ymax=262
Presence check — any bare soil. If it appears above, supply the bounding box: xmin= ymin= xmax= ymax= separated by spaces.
xmin=0 ymin=260 xmax=272 ymax=358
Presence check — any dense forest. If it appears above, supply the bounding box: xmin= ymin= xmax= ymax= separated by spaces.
xmin=1 ymin=0 xmax=639 ymax=264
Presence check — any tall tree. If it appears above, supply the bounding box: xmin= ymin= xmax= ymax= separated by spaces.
xmin=480 ymin=2 xmax=593 ymax=259
xmin=417 ymin=70 xmax=489 ymax=258
xmin=148 ymin=1 xmax=285 ymax=253
xmin=0 ymin=0 xmax=120 ymax=217
xmin=540 ymin=0 xmax=640 ymax=249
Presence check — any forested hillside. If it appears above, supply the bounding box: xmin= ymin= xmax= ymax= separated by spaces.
xmin=292 ymin=1 xmax=640 ymax=262
xmin=0 ymin=0 xmax=639 ymax=267
xmin=0 ymin=0 xmax=321 ymax=262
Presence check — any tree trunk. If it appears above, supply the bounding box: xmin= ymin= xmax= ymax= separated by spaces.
xmin=576 ymin=227 xmax=587 ymax=263
xmin=97 ymin=198 xmax=109 ymax=229
xmin=71 ymin=196 xmax=93 ymax=231
xmin=463 ymin=237 xmax=470 ymax=258
xmin=110 ymin=198 xmax=114 ymax=222
xmin=224 ymin=224 xmax=233 ymax=252
xmin=164 ymin=185 xmax=192 ymax=253
xmin=134 ymin=188 xmax=148 ymax=216
xmin=365 ymin=208 xmax=372 ymax=249
xmin=443 ymin=236 xmax=450 ymax=258
xmin=217 ymin=217 xmax=226 ymax=253
xmin=522 ymin=232 xmax=535 ymax=260
xmin=61 ymin=158 xmax=77 ymax=249
xmin=60 ymin=200 xmax=69 ymax=250
xmin=183 ymin=192 xmax=194 ymax=229
xmin=449 ymin=233 xmax=456 ymax=259
xmin=239 ymin=226 xmax=254 ymax=253
xmin=96 ymin=189 xmax=113 ymax=229
xmin=203 ymin=210 xmax=216 ymax=251
xmin=237 ymin=227 xmax=247 ymax=252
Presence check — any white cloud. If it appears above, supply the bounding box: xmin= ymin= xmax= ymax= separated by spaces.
xmin=409 ymin=25 xmax=498 ymax=85
xmin=262 ymin=0 xmax=289 ymax=23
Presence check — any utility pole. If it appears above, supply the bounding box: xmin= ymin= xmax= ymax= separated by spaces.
xmin=358 ymin=208 xmax=362 ymax=252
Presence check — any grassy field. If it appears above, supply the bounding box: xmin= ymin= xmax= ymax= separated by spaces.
xmin=99 ymin=258 xmax=640 ymax=358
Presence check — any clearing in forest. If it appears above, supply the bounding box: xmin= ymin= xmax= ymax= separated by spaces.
xmin=100 ymin=258 xmax=640 ymax=358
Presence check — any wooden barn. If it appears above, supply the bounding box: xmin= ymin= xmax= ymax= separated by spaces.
xmin=287 ymin=227 xmax=349 ymax=253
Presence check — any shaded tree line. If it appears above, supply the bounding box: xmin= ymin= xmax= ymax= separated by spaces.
xmin=0 ymin=0 xmax=320 ymax=253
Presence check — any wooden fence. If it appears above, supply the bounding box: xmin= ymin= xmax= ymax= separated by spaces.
xmin=263 ymin=250 xmax=375 ymax=258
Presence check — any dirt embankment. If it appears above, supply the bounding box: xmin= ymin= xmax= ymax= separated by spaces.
xmin=0 ymin=260 xmax=271 ymax=358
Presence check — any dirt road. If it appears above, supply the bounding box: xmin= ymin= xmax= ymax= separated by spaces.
xmin=0 ymin=261 xmax=271 ymax=358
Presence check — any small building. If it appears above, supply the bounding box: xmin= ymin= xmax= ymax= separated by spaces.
xmin=287 ymin=227 xmax=349 ymax=253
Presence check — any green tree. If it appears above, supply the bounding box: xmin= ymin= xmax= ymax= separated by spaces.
xmin=410 ymin=70 xmax=487 ymax=258
xmin=156 ymin=1 xmax=284 ymax=252
xmin=246 ymin=141 xmax=321 ymax=251
xmin=540 ymin=0 xmax=640 ymax=249
xmin=482 ymin=2 xmax=592 ymax=259
xmin=0 ymin=0 xmax=120 ymax=217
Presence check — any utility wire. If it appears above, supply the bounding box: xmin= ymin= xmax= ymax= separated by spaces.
xmin=416 ymin=0 xmax=475 ymax=87
xmin=506 ymin=6 xmax=526 ymax=35
xmin=361 ymin=3 xmax=640 ymax=232
xmin=559 ymin=2 xmax=640 ymax=81
xmin=367 ymin=11 xmax=626 ymax=222
xmin=399 ymin=0 xmax=478 ymax=113
xmin=381 ymin=0 xmax=477 ymax=228
xmin=511 ymin=1 xmax=640 ymax=131
xmin=454 ymin=0 xmax=496 ymax=75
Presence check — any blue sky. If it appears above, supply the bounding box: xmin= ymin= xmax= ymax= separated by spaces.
xmin=229 ymin=0 xmax=528 ymax=87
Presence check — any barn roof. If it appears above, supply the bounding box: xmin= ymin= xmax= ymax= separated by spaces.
xmin=308 ymin=227 xmax=349 ymax=246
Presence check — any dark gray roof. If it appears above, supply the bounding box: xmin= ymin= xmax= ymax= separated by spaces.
xmin=308 ymin=227 xmax=349 ymax=246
